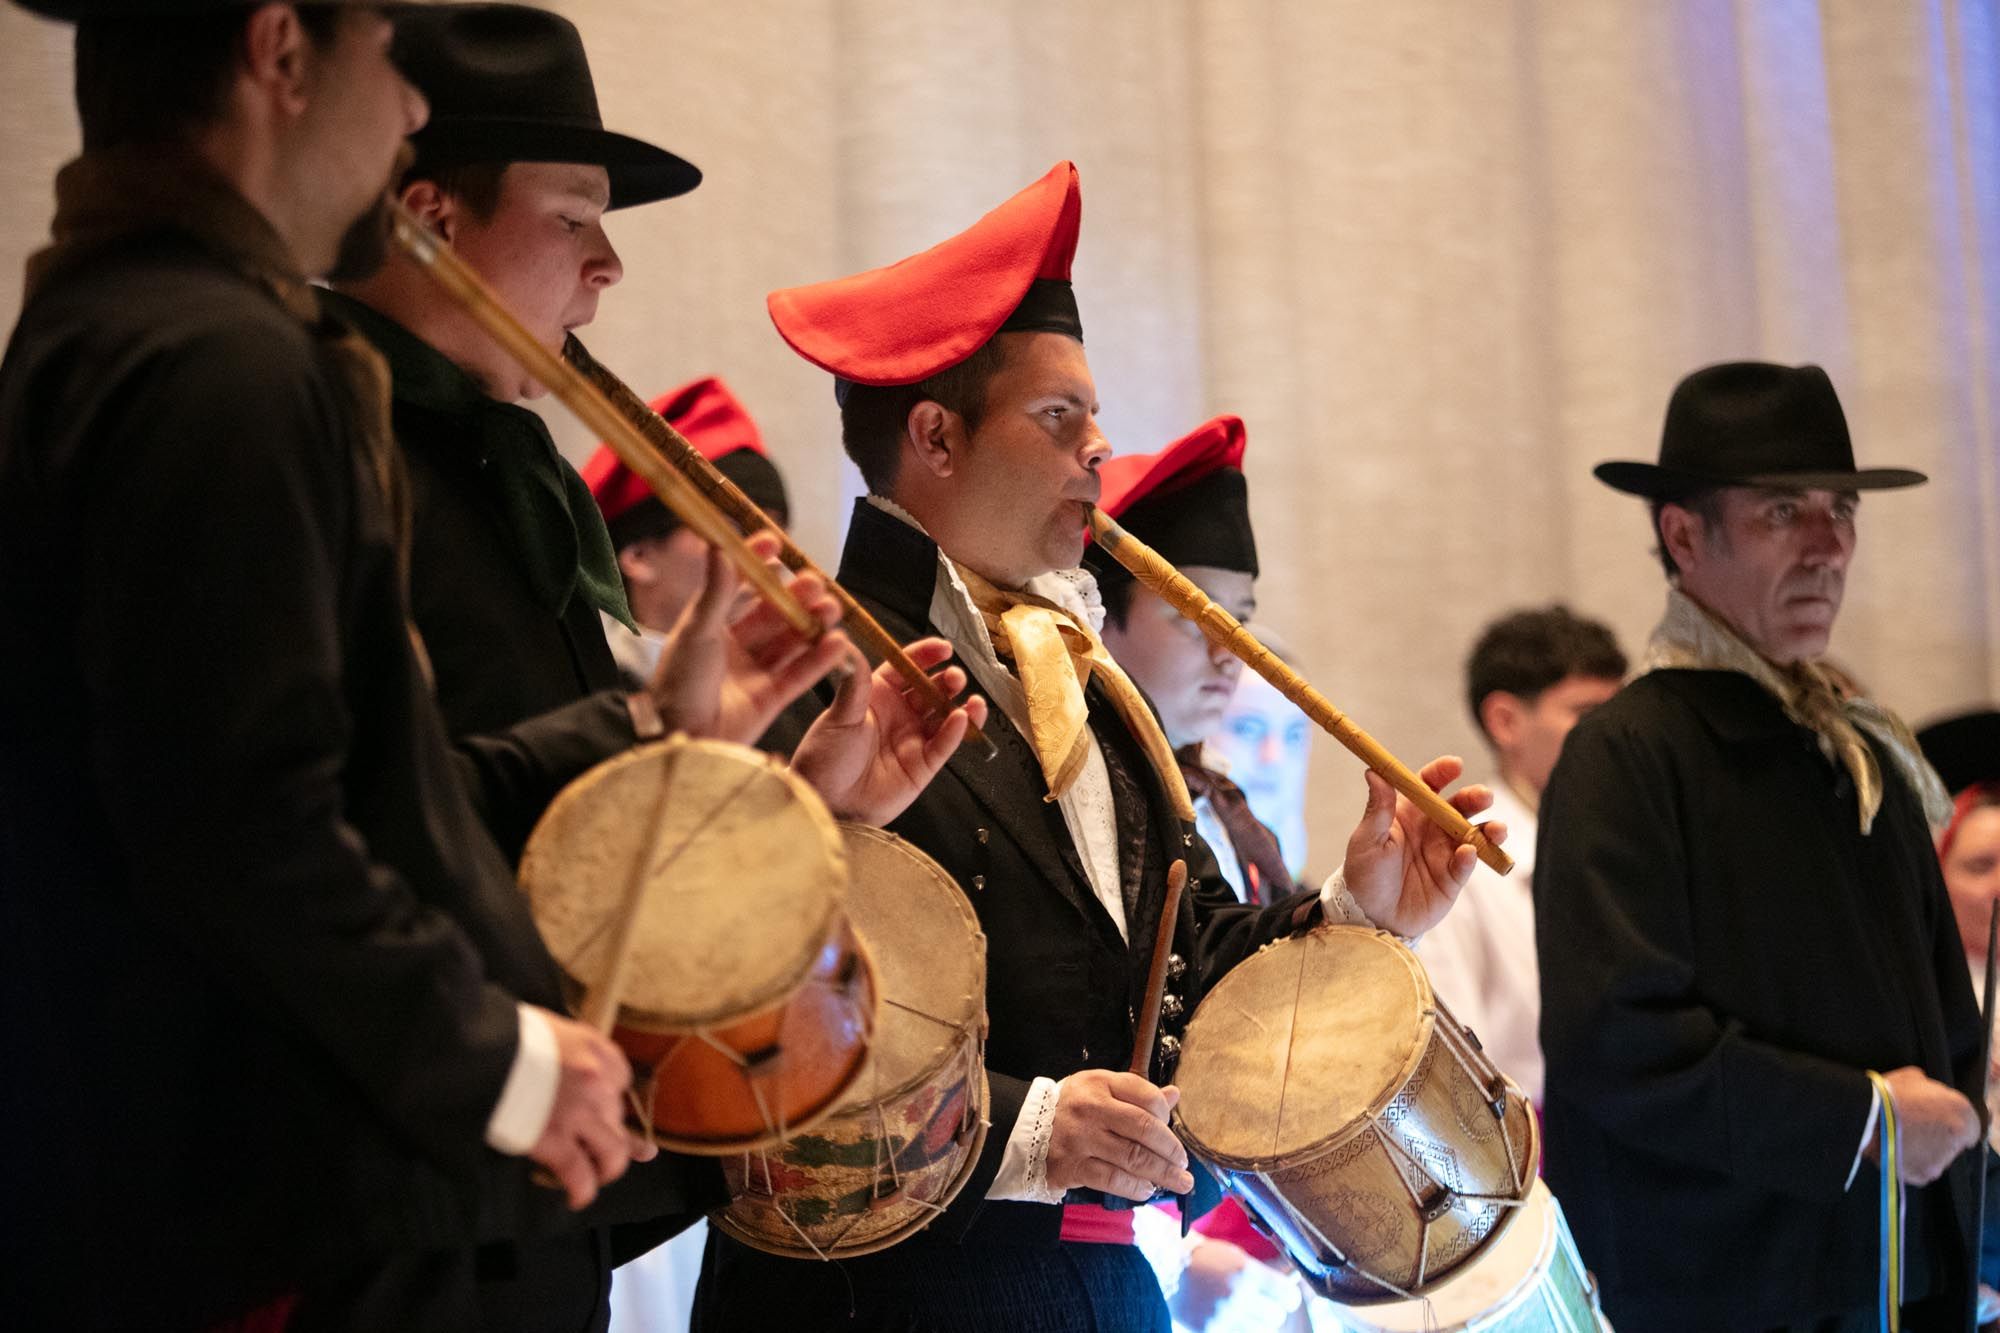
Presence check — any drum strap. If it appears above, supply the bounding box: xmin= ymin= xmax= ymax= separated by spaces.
xmin=1863 ymin=1070 xmax=1904 ymax=1333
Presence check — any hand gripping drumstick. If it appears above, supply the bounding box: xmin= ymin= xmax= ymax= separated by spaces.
xmin=388 ymin=202 xmax=821 ymax=639
xmin=1089 ymin=509 xmax=1514 ymax=875
xmin=563 ymin=336 xmax=996 ymax=761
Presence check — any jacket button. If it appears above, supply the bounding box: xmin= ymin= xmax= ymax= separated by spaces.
xmin=1166 ymin=954 xmax=1187 ymax=981
xmin=1081 ymin=1044 xmax=1090 ymax=1062
xmin=971 ymin=875 xmax=985 ymax=891
xmin=976 ymin=827 xmax=990 ymax=844
xmin=1159 ymin=1035 xmax=1181 ymax=1061
xmin=1161 ymin=994 xmax=1185 ymax=1020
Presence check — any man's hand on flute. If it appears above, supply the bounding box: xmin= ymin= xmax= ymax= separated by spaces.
xmin=1341 ymin=754 xmax=1505 ymax=938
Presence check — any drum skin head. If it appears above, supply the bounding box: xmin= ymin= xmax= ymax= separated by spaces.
xmin=1175 ymin=926 xmax=1431 ymax=1167
xmin=519 ymin=737 xmax=847 ymax=1028
xmin=832 ymin=825 xmax=988 ymax=1109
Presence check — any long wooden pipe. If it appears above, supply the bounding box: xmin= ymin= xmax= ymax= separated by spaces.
xmin=563 ymin=336 xmax=996 ymax=760
xmin=387 ymin=201 xmax=821 ymax=638
xmin=1090 ymin=509 xmax=1513 ymax=875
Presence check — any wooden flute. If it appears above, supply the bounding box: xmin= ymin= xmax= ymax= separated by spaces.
xmin=1089 ymin=509 xmax=1514 ymax=876
xmin=386 ymin=201 xmax=823 ymax=638
xmin=562 ymin=336 xmax=996 ymax=760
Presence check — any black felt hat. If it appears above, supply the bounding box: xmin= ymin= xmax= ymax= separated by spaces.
xmin=1595 ymin=361 xmax=1926 ymax=499
xmin=394 ymin=3 xmax=699 ymax=211
xmin=1918 ymin=710 xmax=2000 ymax=798
xmin=12 ymin=0 xmax=371 ymax=20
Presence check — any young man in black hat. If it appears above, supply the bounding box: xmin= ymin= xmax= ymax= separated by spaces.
xmin=697 ymin=161 xmax=1501 ymax=1333
xmin=1537 ymin=361 xmax=1983 ymax=1332
xmin=324 ymin=9 xmax=982 ymax=1330
xmin=0 ymin=1 xmax=715 ymax=1328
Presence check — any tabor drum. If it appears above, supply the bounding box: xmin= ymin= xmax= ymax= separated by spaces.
xmin=519 ymin=737 xmax=876 ymax=1155
xmin=1326 ymin=1180 xmax=1611 ymax=1332
xmin=1173 ymin=926 xmax=1538 ymax=1302
xmin=715 ymin=824 xmax=989 ymax=1258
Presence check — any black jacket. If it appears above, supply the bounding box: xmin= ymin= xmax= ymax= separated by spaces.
xmin=324 ymin=292 xmax=639 ymax=864
xmin=335 ymin=296 xmax=726 ymax=1279
xmin=1536 ymin=668 xmax=1981 ymax=1331
xmin=0 ymin=234 xmax=567 ymax=1329
xmin=695 ymin=500 xmax=1317 ymax=1327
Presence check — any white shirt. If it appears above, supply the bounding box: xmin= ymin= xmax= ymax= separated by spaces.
xmin=1416 ymin=782 xmax=1544 ymax=1103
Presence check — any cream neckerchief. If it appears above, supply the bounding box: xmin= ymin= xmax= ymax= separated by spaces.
xmin=1643 ymin=589 xmax=1952 ymax=835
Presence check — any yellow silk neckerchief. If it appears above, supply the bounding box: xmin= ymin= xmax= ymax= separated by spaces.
xmin=956 ymin=566 xmax=1194 ymax=825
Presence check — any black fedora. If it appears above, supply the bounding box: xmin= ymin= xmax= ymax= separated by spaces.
xmin=394 ymin=3 xmax=699 ymax=211
xmin=1595 ymin=361 xmax=1927 ymax=499
xmin=10 ymin=1 xmax=374 ymax=20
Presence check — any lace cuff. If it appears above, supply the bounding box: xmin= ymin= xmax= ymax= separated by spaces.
xmin=986 ymin=1075 xmax=1067 ymax=1203
xmin=1318 ymin=866 xmax=1374 ymax=927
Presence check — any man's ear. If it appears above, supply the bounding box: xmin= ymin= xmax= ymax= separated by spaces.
xmin=1479 ymin=690 xmax=1526 ymax=751
xmin=905 ymin=400 xmax=959 ymax=480
xmin=398 ymin=180 xmax=459 ymax=243
xmin=239 ymin=3 xmax=315 ymax=118
xmin=1658 ymin=502 xmax=1707 ymax=576
xmin=616 ymin=541 xmax=658 ymax=585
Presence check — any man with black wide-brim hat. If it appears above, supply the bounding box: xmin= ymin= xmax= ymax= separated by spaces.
xmin=0 ymin=1 xmax=672 ymax=1328
xmin=1536 ymin=360 xmax=1982 ymax=1332
xmin=325 ymin=11 xmax=982 ymax=1329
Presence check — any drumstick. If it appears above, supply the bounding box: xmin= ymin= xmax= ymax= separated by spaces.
xmin=1090 ymin=509 xmax=1513 ymax=876
xmin=387 ymin=202 xmax=822 ymax=638
xmin=564 ymin=337 xmax=997 ymax=762
xmin=1128 ymin=859 xmax=1188 ymax=1078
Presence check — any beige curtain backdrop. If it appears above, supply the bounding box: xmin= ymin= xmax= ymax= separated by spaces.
xmin=5 ymin=0 xmax=1998 ymax=868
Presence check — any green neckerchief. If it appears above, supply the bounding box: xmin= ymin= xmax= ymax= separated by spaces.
xmin=1644 ymin=587 xmax=1951 ymax=835
xmin=325 ymin=291 xmax=633 ymax=630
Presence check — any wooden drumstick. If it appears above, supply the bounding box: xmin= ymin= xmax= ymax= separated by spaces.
xmin=564 ymin=335 xmax=996 ymax=761
xmin=1090 ymin=510 xmax=1513 ymax=876
xmin=387 ymin=202 xmax=822 ymax=639
xmin=1128 ymin=859 xmax=1188 ymax=1077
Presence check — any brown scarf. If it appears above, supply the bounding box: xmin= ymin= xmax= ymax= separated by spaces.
xmin=24 ymin=148 xmax=413 ymax=587
xmin=1176 ymin=746 xmax=1297 ymax=906
xmin=1644 ymin=589 xmax=1952 ymax=835
xmin=955 ymin=565 xmax=1194 ymax=824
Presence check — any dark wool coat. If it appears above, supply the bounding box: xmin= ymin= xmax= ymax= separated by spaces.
xmin=0 ymin=233 xmax=569 ymax=1330
xmin=1536 ymin=668 xmax=1981 ymax=1332
xmin=331 ymin=294 xmax=728 ymax=1322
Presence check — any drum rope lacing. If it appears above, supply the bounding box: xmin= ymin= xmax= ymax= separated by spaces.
xmin=738 ymin=995 xmax=985 ymax=1260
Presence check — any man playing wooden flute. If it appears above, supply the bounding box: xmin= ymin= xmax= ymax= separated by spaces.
xmin=693 ymin=160 xmax=1505 ymax=1332
xmin=322 ymin=6 xmax=985 ymax=1329
xmin=0 ymin=1 xmax=716 ymax=1326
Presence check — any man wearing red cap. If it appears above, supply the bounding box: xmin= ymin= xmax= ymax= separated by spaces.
xmin=696 ymin=162 xmax=1502 ymax=1331
xmin=1090 ymin=416 xmax=1298 ymax=910
xmin=586 ymin=376 xmax=792 ymax=686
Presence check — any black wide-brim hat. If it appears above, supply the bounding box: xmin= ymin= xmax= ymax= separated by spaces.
xmin=12 ymin=0 xmax=377 ymax=20
xmin=1595 ymin=361 xmax=1926 ymax=499
xmin=394 ymin=3 xmax=699 ymax=211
